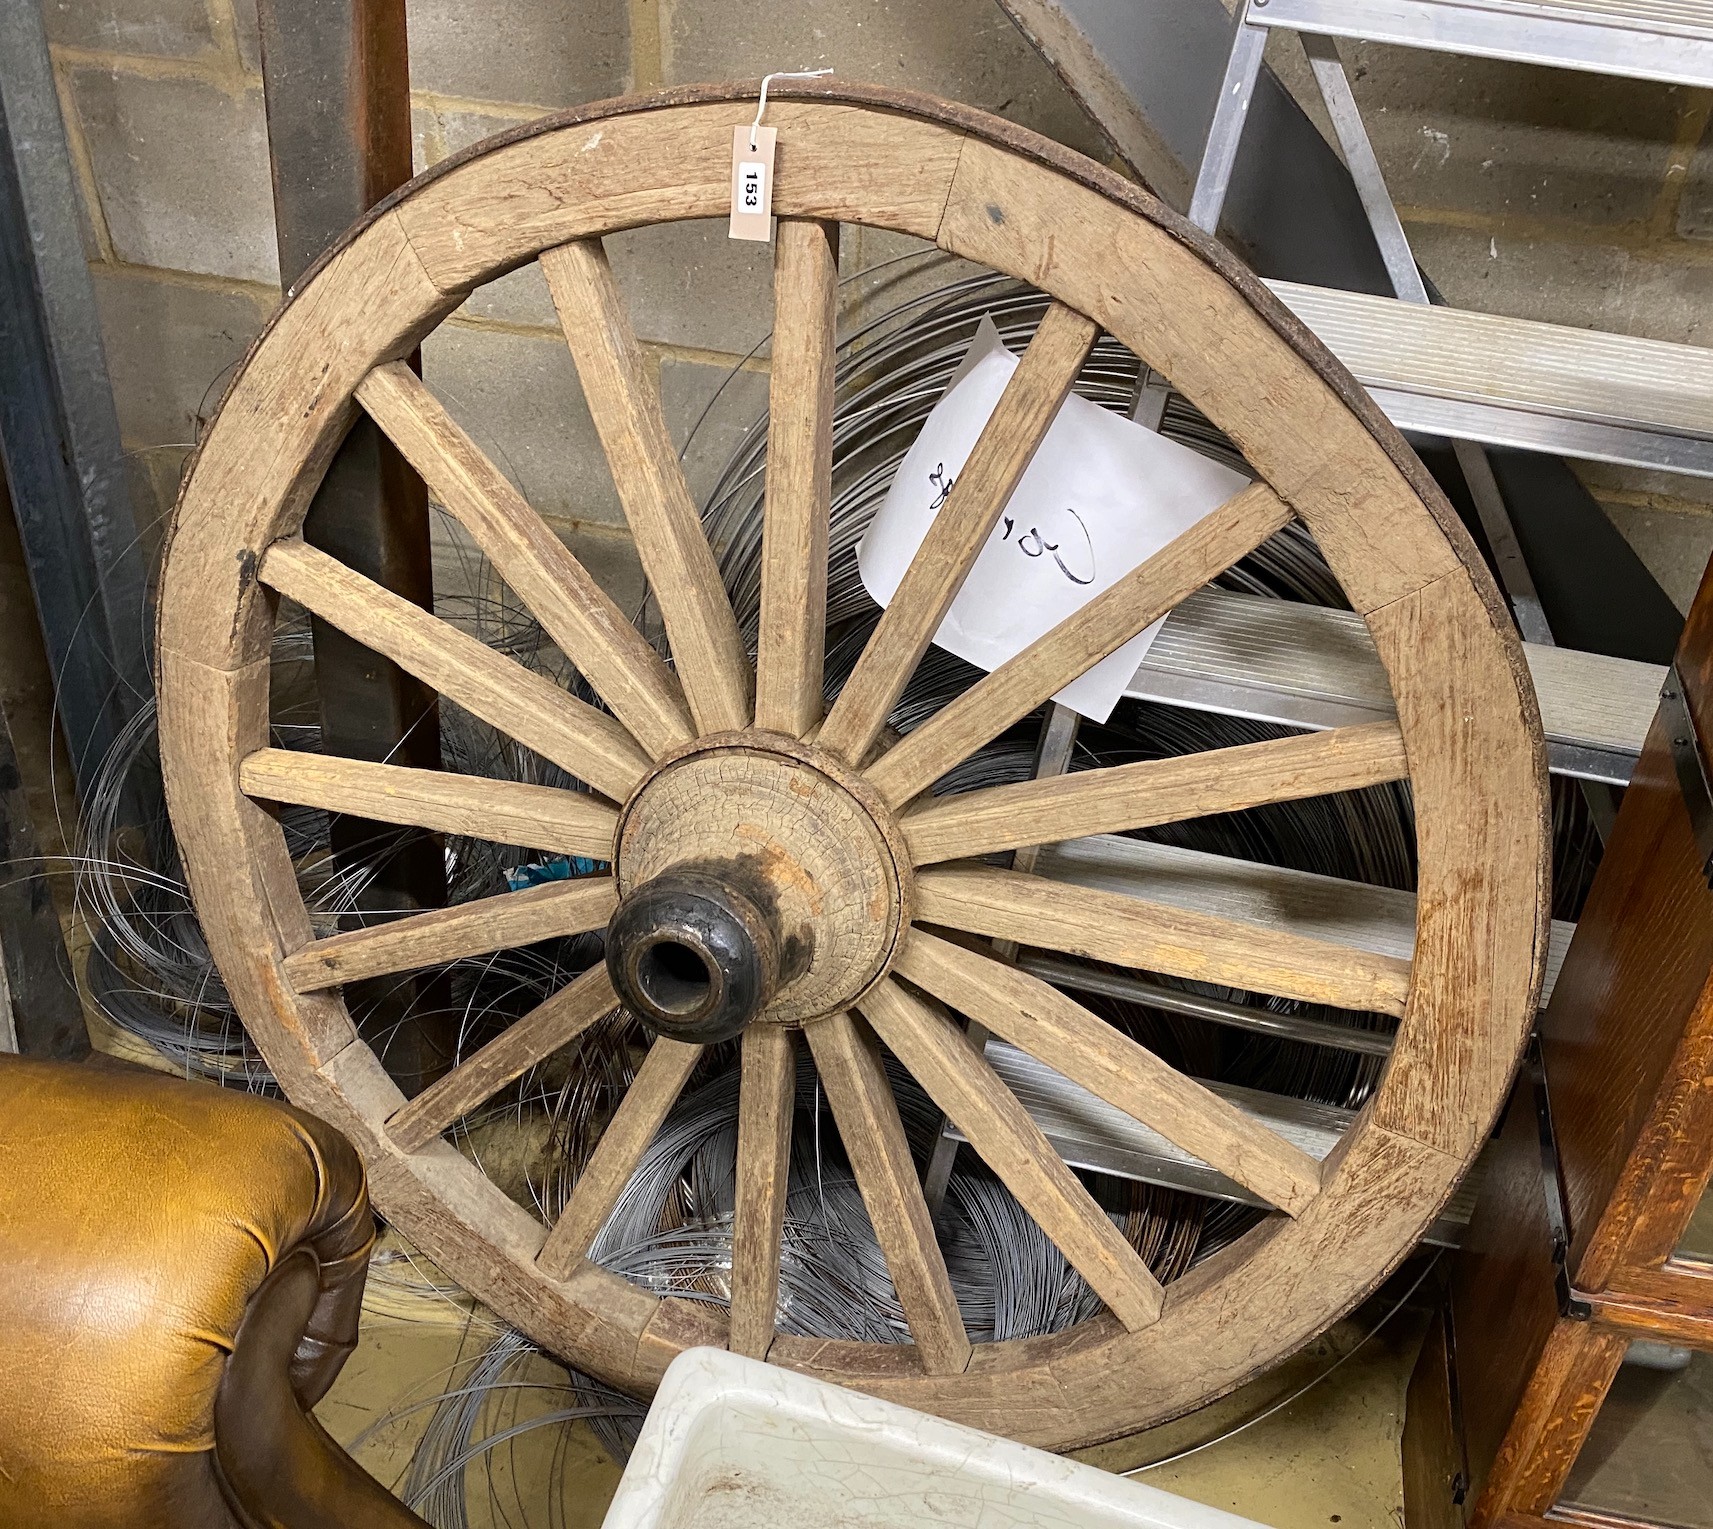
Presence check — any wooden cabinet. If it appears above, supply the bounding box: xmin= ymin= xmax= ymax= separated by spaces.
xmin=1405 ymin=558 xmax=1713 ymax=1527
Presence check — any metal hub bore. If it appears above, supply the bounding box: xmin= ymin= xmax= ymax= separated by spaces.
xmin=605 ymin=869 xmax=780 ymax=1043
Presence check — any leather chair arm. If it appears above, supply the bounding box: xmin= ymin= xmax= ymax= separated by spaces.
xmin=216 ymin=1246 xmax=431 ymax=1529
xmin=0 ymin=1056 xmax=431 ymax=1528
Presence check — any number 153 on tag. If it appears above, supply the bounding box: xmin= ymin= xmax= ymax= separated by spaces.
xmin=729 ymin=125 xmax=777 ymax=241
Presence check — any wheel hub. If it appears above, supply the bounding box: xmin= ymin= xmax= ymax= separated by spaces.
xmin=610 ymin=732 xmax=910 ymax=1036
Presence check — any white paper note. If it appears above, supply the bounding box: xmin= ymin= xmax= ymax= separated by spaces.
xmin=858 ymin=320 xmax=1252 ymax=723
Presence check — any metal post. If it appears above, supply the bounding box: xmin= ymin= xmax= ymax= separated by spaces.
xmin=1298 ymin=35 xmax=1556 ymax=646
xmin=1000 ymin=0 xmax=1685 ymax=669
xmin=1298 ymin=35 xmax=1426 ymax=302
xmin=256 ymin=0 xmax=452 ymax=1088
xmin=0 ymin=3 xmax=152 ymax=801
xmin=1187 ymin=8 xmax=1271 ymax=235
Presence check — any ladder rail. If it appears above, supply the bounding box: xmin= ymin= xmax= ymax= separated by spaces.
xmin=1249 ymin=0 xmax=1713 ymax=92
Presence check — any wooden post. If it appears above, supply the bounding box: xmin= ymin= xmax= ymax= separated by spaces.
xmin=1405 ymin=548 xmax=1713 ymax=1527
xmin=256 ymin=0 xmax=451 ymax=1090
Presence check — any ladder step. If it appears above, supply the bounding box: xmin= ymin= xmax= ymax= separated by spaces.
xmin=1033 ymin=833 xmax=1576 ymax=1007
xmin=1131 ymin=587 xmax=1663 ymax=784
xmin=977 ymin=834 xmax=1563 ymax=1239
xmin=1250 ymin=0 xmax=1713 ymax=91
xmin=961 ymin=1038 xmax=1484 ymax=1243
xmin=1267 ymin=279 xmax=1713 ymax=477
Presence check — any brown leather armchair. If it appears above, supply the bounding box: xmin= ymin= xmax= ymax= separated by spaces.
xmin=0 ymin=1055 xmax=432 ymax=1528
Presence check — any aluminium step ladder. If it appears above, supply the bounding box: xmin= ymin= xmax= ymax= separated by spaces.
xmin=927 ymin=0 xmax=1708 ymax=1220
xmin=1196 ymin=0 xmax=1713 ymax=607
xmin=959 ymin=833 xmax=1579 ymax=1247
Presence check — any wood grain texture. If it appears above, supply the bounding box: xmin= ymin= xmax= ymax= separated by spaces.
xmin=755 ymin=219 xmax=838 ymax=738
xmin=1579 ymin=1282 xmax=1713 ymax=1346
xmin=1534 ymin=707 xmax=1713 ymax=1282
xmin=1401 ymin=1305 xmax=1464 ymax=1529
xmin=318 ymin=1037 xmax=670 ymax=1395
xmin=867 ymin=483 xmax=1292 ymax=806
xmin=261 ymin=539 xmax=649 ymax=801
xmin=902 ymin=721 xmax=1408 ymax=865
xmin=388 ymin=964 xmax=620 ymax=1152
xmin=355 ymin=361 xmax=693 ymax=757
xmin=896 ymin=929 xmax=1322 ymax=1214
xmin=729 ymin=1025 xmax=797 ymax=1358
xmin=1437 ymin=1086 xmax=1567 ymax=1521
xmin=541 ymin=238 xmax=751 ymax=736
xmin=816 ymin=302 xmax=1099 ymax=767
xmin=802 ymin=1010 xmax=972 ymax=1374
xmin=1475 ymin=1322 xmax=1628 ymax=1521
xmin=915 ymin=863 xmax=1413 ymax=1017
xmin=240 ymin=747 xmax=619 ymax=860
xmin=395 ymin=96 xmax=967 ymax=293
xmin=158 ymin=209 xmax=458 ymax=668
xmin=537 ymin=1036 xmax=704 ymax=1279
xmin=858 ymin=976 xmax=1164 ymax=1329
xmin=1369 ymin=572 xmax=1549 ymax=1158
xmin=1440 ymin=555 xmax=1713 ymax=1528
xmin=615 ymin=739 xmax=907 ymax=1025
xmin=159 ymin=653 xmax=356 ymax=1070
xmin=284 ymin=877 xmax=618 ymax=993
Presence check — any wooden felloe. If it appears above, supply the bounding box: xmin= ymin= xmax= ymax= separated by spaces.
xmin=155 ymin=84 xmax=1548 ymax=1449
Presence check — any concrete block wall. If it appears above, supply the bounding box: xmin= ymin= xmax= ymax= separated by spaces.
xmin=42 ymin=0 xmax=1100 ymax=615
xmin=40 ymin=0 xmax=1713 ymax=620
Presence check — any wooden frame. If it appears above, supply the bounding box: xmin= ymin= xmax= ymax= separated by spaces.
xmin=1404 ymin=553 xmax=1713 ymax=1526
xmin=155 ymin=83 xmax=1548 ymax=1449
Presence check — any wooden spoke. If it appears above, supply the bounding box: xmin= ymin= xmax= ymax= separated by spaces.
xmin=729 ymin=1026 xmax=797 ymax=1358
xmin=388 ymin=964 xmax=620 ymax=1152
xmin=902 ymin=721 xmax=1408 ymax=866
xmin=858 ymin=977 xmax=1163 ymax=1330
xmin=755 ymin=219 xmax=839 ymax=738
xmin=866 ymin=482 xmax=1293 ymax=806
xmin=915 ymin=864 xmax=1412 ymax=1017
xmin=240 ymin=748 xmax=619 ymax=860
xmin=816 ymin=302 xmax=1100 ymax=766
xmin=283 ymin=877 xmax=618 ymax=993
xmin=802 ymin=1011 xmax=972 ymax=1374
xmin=541 ymin=238 xmax=751 ymax=735
xmin=355 ymin=362 xmax=694 ymax=757
xmin=261 ymin=540 xmax=649 ymax=802
xmin=536 ymin=1036 xmax=704 ymax=1279
xmin=896 ymin=930 xmax=1323 ymax=1215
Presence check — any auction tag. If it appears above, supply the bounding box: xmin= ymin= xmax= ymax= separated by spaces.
xmin=729 ymin=125 xmax=777 ymax=241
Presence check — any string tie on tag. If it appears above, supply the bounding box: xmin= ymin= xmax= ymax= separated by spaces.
xmin=751 ymin=68 xmax=833 ymax=148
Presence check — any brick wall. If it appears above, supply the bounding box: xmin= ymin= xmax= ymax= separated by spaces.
xmin=41 ymin=0 xmax=1713 ymax=615
xmin=42 ymin=0 xmax=1099 ymax=614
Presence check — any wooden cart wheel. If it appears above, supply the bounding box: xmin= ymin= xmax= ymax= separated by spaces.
xmin=157 ymin=83 xmax=1549 ymax=1449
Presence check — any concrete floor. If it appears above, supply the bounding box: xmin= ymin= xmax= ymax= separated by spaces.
xmin=319 ymin=1248 xmax=1426 ymax=1529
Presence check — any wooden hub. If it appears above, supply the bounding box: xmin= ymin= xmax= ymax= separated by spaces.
xmin=611 ymin=733 xmax=910 ymax=1029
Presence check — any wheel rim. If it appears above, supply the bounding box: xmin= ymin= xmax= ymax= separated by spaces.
xmin=156 ymin=83 xmax=1549 ymax=1449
